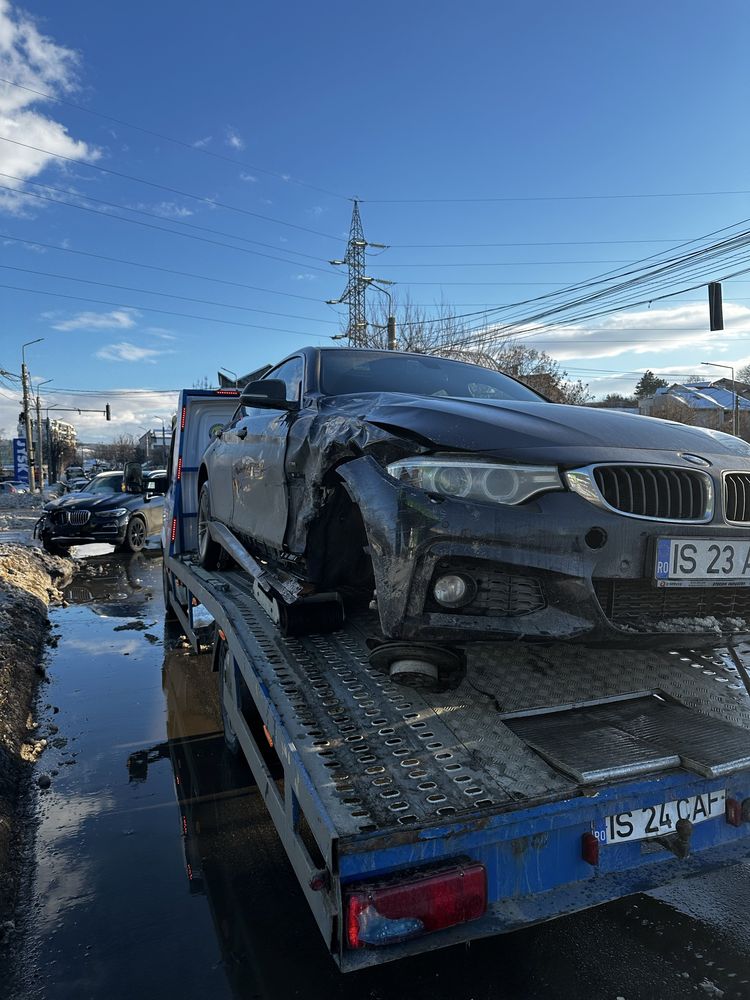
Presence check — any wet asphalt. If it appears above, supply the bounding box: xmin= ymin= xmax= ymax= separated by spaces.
xmin=4 ymin=548 xmax=750 ymax=1000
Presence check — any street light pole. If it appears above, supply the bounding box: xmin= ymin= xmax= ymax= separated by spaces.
xmin=21 ymin=338 xmax=44 ymax=490
xmin=702 ymin=361 xmax=738 ymax=436
xmin=362 ymin=278 xmax=397 ymax=351
xmin=35 ymin=378 xmax=53 ymax=488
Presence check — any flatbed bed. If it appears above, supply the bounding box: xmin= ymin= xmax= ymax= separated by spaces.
xmin=162 ymin=388 xmax=750 ymax=971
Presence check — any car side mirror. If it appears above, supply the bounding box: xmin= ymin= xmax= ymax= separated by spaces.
xmin=240 ymin=379 xmax=298 ymax=411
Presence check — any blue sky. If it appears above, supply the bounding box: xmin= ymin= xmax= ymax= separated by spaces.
xmin=1 ymin=0 xmax=749 ymax=439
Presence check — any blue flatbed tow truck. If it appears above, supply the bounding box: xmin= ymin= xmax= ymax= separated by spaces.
xmin=161 ymin=388 xmax=750 ymax=972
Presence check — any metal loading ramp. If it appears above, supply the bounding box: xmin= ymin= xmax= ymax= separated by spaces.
xmin=186 ymin=565 xmax=750 ymax=839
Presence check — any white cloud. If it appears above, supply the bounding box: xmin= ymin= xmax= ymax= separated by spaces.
xmin=192 ymin=135 xmax=212 ymax=148
xmin=51 ymin=309 xmax=139 ymax=332
xmin=0 ymin=386 xmax=179 ymax=443
xmin=492 ymin=302 xmax=750 ymax=363
xmin=239 ymin=172 xmax=256 ymax=183
xmin=0 ymin=0 xmax=99 ymax=214
xmin=307 ymin=205 xmax=324 ymax=217
xmin=95 ymin=341 xmax=171 ymax=363
xmin=131 ymin=200 xmax=193 ymax=218
xmin=294 ymin=273 xmax=316 ymax=282
xmin=225 ymin=126 xmax=244 ymax=150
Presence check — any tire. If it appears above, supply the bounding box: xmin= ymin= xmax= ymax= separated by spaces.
xmin=197 ymin=482 xmax=222 ymax=570
xmin=162 ymin=560 xmax=178 ymax=622
xmin=122 ymin=515 xmax=147 ymax=553
xmin=218 ymin=642 xmax=240 ymax=755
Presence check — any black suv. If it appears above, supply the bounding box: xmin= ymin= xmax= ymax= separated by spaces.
xmin=38 ymin=467 xmax=168 ymax=555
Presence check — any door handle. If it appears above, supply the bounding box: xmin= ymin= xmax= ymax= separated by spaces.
xmin=237 ymin=427 xmax=248 ymax=439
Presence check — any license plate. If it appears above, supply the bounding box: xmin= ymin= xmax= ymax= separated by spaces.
xmin=655 ymin=538 xmax=750 ymax=587
xmin=592 ymin=789 xmax=726 ymax=844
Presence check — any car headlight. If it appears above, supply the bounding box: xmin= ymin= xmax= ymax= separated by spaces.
xmin=385 ymin=456 xmax=563 ymax=505
xmin=96 ymin=508 xmax=128 ymax=518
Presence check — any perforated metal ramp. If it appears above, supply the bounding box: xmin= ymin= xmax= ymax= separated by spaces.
xmin=180 ymin=562 xmax=750 ymax=838
xmin=507 ymin=695 xmax=750 ymax=783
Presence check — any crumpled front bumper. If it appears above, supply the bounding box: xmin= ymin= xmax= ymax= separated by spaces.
xmin=337 ymin=456 xmax=750 ymax=649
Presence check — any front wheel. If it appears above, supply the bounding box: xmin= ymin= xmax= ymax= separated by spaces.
xmin=121 ymin=515 xmax=147 ymax=553
xmin=197 ymin=482 xmax=222 ymax=569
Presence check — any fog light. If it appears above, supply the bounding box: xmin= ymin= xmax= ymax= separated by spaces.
xmin=433 ymin=574 xmax=474 ymax=608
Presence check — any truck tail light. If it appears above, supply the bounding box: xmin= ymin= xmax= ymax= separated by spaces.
xmin=726 ymin=797 xmax=743 ymax=827
xmin=171 ymin=517 xmax=177 ymax=543
xmin=581 ymin=832 xmax=600 ymax=866
xmin=344 ymin=861 xmax=486 ymax=949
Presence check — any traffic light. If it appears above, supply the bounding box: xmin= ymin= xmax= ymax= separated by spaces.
xmin=709 ymin=282 xmax=724 ymax=331
xmin=105 ymin=404 xmax=111 ymax=421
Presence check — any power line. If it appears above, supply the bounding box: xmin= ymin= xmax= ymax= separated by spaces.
xmin=364 ymin=189 xmax=750 ymax=204
xmin=0 ymin=172 xmax=329 ymax=266
xmin=0 ymin=281 xmax=337 ymax=338
xmin=0 ymin=134 xmax=342 ymax=240
xmin=0 ymin=232 xmax=326 ymax=304
xmin=0 ymin=263 xmax=338 ymax=325
xmin=0 ymin=179 xmax=335 ymax=275
xmin=390 ymin=238 xmax=689 ymax=248
xmin=0 ymin=77 xmax=350 ymax=203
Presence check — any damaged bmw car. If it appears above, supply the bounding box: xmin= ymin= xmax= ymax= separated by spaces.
xmin=197 ymin=346 xmax=750 ymax=655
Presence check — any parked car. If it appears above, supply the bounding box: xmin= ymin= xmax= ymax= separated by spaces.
xmin=197 ymin=346 xmax=750 ymax=653
xmin=5 ymin=480 xmax=30 ymax=493
xmin=0 ymin=482 xmax=19 ymax=495
xmin=37 ymin=467 xmax=168 ymax=555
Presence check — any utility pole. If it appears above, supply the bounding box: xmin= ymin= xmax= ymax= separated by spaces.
xmin=35 ymin=379 xmax=52 ymax=488
xmin=327 ymin=201 xmax=391 ymax=348
xmin=21 ymin=362 xmax=34 ymax=491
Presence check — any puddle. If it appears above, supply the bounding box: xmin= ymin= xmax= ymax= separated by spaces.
xmin=7 ymin=551 xmax=750 ymax=1000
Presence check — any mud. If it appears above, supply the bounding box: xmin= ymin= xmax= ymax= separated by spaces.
xmin=0 ymin=543 xmax=71 ymax=932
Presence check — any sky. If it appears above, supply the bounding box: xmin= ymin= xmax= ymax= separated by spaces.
xmin=0 ymin=0 xmax=750 ymax=441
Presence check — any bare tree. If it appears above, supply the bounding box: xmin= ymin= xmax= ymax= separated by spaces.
xmin=358 ymin=296 xmax=591 ymax=404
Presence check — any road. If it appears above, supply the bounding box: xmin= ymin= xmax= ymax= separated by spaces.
xmin=5 ymin=548 xmax=750 ymax=999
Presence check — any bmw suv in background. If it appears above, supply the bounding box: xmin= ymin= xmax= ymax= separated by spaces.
xmin=37 ymin=467 xmax=168 ymax=555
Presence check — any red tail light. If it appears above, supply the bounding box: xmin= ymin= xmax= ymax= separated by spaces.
xmin=345 ymin=861 xmax=486 ymax=949
xmin=180 ymin=406 xmax=186 ymax=430
xmin=170 ymin=517 xmax=177 ymax=543
xmin=726 ymin=797 xmax=743 ymax=827
xmin=581 ymin=832 xmax=600 ymax=866
xmin=176 ymin=456 xmax=183 ymax=481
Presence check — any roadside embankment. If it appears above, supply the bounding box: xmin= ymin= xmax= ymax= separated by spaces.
xmin=0 ymin=542 xmax=72 ymax=936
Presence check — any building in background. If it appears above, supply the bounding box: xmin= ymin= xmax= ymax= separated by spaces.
xmin=639 ymin=379 xmax=750 ymax=434
xmin=138 ymin=428 xmax=169 ymax=466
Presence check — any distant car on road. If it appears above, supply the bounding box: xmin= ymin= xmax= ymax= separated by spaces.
xmin=37 ymin=467 xmax=168 ymax=555
xmin=0 ymin=482 xmax=19 ymax=495
xmin=3 ymin=481 xmax=29 ymax=493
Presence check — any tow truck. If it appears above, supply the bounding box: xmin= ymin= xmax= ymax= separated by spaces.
xmin=161 ymin=387 xmax=750 ymax=972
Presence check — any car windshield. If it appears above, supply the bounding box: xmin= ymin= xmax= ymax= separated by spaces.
xmin=86 ymin=474 xmax=123 ymax=494
xmin=319 ymin=350 xmax=542 ymax=402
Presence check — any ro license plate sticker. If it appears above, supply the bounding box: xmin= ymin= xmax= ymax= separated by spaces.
xmin=593 ymin=789 xmax=726 ymax=845
xmin=655 ymin=538 xmax=750 ymax=587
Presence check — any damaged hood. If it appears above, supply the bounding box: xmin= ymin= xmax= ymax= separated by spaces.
xmin=324 ymin=393 xmax=750 ymax=467
xmin=44 ymin=491 xmax=136 ymax=513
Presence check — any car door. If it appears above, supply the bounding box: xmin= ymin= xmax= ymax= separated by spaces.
xmin=230 ymin=356 xmax=304 ymax=548
xmin=142 ymin=475 xmax=168 ymax=535
xmin=208 ymin=403 xmax=245 ymax=522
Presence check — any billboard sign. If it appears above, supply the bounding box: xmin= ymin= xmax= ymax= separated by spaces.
xmin=13 ymin=437 xmax=29 ymax=484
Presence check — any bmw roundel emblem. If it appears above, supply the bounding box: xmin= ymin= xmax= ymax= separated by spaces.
xmin=680 ymin=453 xmax=711 ymax=467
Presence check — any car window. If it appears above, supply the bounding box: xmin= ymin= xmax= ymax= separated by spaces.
xmin=87 ymin=474 xmax=124 ymax=494
xmin=265 ymin=356 xmax=304 ymax=402
xmin=319 ymin=350 xmax=542 ymax=402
